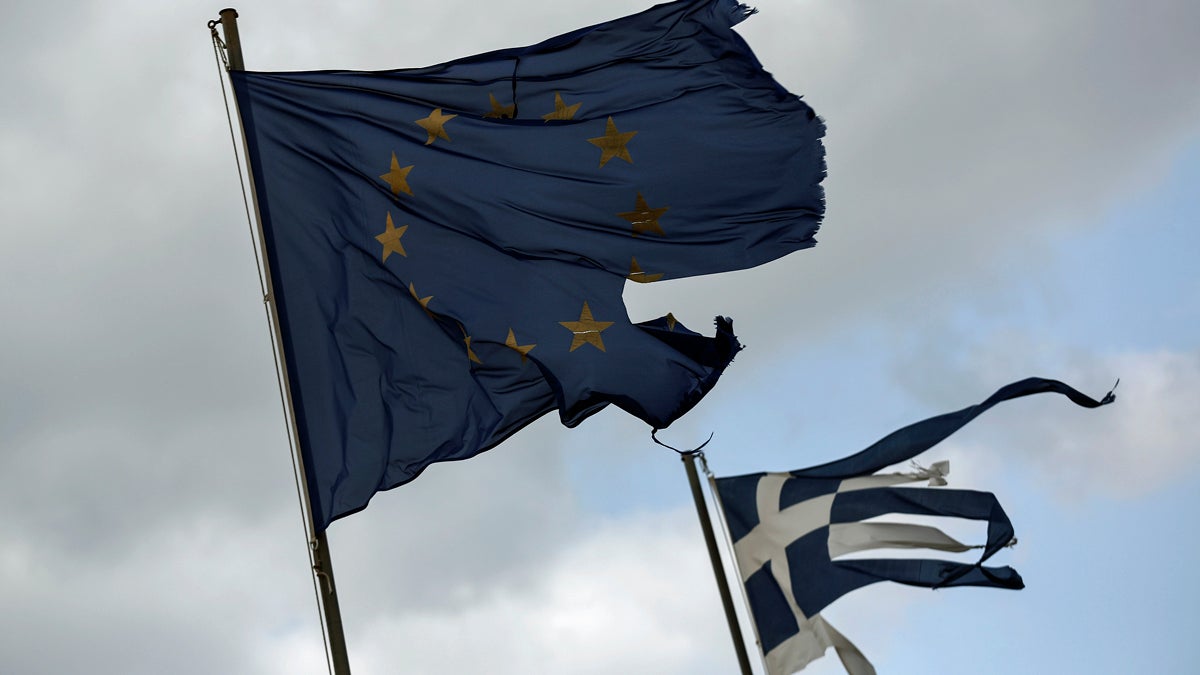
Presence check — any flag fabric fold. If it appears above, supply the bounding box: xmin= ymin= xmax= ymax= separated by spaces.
xmin=231 ymin=0 xmax=826 ymax=530
xmin=713 ymin=378 xmax=1114 ymax=675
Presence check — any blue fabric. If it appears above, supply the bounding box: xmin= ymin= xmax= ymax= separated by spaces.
xmin=715 ymin=378 xmax=1113 ymax=646
xmin=743 ymin=560 xmax=801 ymax=655
xmin=801 ymin=487 xmax=1022 ymax=615
xmin=790 ymin=377 xmax=1114 ymax=480
xmin=230 ymin=0 xmax=826 ymax=530
xmin=713 ymin=473 xmax=766 ymax=542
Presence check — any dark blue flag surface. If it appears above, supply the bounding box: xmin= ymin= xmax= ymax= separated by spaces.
xmin=714 ymin=378 xmax=1114 ymax=675
xmin=231 ymin=0 xmax=826 ymax=530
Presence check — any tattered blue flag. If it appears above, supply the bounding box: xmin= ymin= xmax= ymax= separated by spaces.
xmin=230 ymin=0 xmax=826 ymax=530
xmin=714 ymin=378 xmax=1115 ymax=675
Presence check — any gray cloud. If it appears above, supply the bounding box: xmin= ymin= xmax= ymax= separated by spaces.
xmin=1 ymin=1 xmax=1197 ymax=672
xmin=914 ymin=340 xmax=1200 ymax=499
xmin=345 ymin=507 xmax=737 ymax=675
xmin=628 ymin=0 xmax=1200 ymax=349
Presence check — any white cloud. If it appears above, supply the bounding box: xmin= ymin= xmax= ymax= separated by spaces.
xmin=893 ymin=335 xmax=1200 ymax=500
xmin=1 ymin=1 xmax=1197 ymax=673
xmin=1009 ymin=347 xmax=1200 ymax=499
xmin=346 ymin=507 xmax=740 ymax=675
xmin=0 ymin=511 xmax=314 ymax=674
xmin=628 ymin=0 xmax=1200 ymax=349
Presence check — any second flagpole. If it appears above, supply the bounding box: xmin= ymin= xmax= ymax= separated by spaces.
xmin=682 ymin=451 xmax=754 ymax=675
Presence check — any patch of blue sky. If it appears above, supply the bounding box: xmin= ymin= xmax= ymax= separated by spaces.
xmin=863 ymin=468 xmax=1200 ymax=674
xmin=564 ymin=131 xmax=1198 ymax=538
xmin=942 ymin=136 xmax=1200 ymax=354
xmin=562 ymin=326 xmax=914 ymax=516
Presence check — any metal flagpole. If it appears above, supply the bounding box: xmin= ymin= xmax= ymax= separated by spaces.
xmin=216 ymin=9 xmax=353 ymax=674
xmin=682 ymin=451 xmax=753 ymax=675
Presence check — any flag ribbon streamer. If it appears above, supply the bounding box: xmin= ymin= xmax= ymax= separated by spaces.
xmin=791 ymin=377 xmax=1116 ymax=481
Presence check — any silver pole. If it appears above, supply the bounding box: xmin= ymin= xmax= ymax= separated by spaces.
xmin=218 ymin=9 xmax=352 ymax=674
xmin=682 ymin=452 xmax=753 ymax=675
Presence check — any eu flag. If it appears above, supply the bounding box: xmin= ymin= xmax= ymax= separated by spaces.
xmin=231 ymin=0 xmax=826 ymax=530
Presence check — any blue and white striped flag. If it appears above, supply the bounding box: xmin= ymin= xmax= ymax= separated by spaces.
xmin=713 ymin=378 xmax=1114 ymax=674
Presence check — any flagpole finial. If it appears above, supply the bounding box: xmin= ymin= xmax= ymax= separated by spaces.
xmin=217 ymin=8 xmax=244 ymax=71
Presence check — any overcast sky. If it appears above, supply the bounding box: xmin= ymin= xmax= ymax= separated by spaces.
xmin=2 ymin=1 xmax=1198 ymax=673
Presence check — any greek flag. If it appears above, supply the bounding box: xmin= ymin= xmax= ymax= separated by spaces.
xmin=713 ymin=378 xmax=1114 ymax=674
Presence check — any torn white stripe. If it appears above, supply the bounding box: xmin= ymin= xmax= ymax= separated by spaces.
xmin=763 ymin=614 xmax=876 ymax=675
xmin=828 ymin=521 xmax=975 ymax=559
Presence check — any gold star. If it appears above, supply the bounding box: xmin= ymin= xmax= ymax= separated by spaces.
xmin=505 ymin=328 xmax=537 ymax=363
xmin=483 ymin=93 xmax=515 ymax=119
xmin=542 ymin=92 xmax=581 ymax=122
xmin=666 ymin=313 xmax=678 ymax=331
xmin=379 ymin=153 xmax=413 ymax=196
xmin=376 ymin=212 xmax=408 ymax=261
xmin=559 ymin=301 xmax=614 ymax=353
xmin=627 ymin=257 xmax=663 ymax=283
xmin=458 ymin=324 xmax=482 ymax=364
xmin=587 ymin=116 xmax=637 ymax=168
xmin=463 ymin=335 xmax=482 ymax=364
xmin=416 ymin=108 xmax=457 ymax=145
xmin=618 ymin=193 xmax=668 ymax=236
xmin=408 ymin=282 xmax=433 ymax=315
